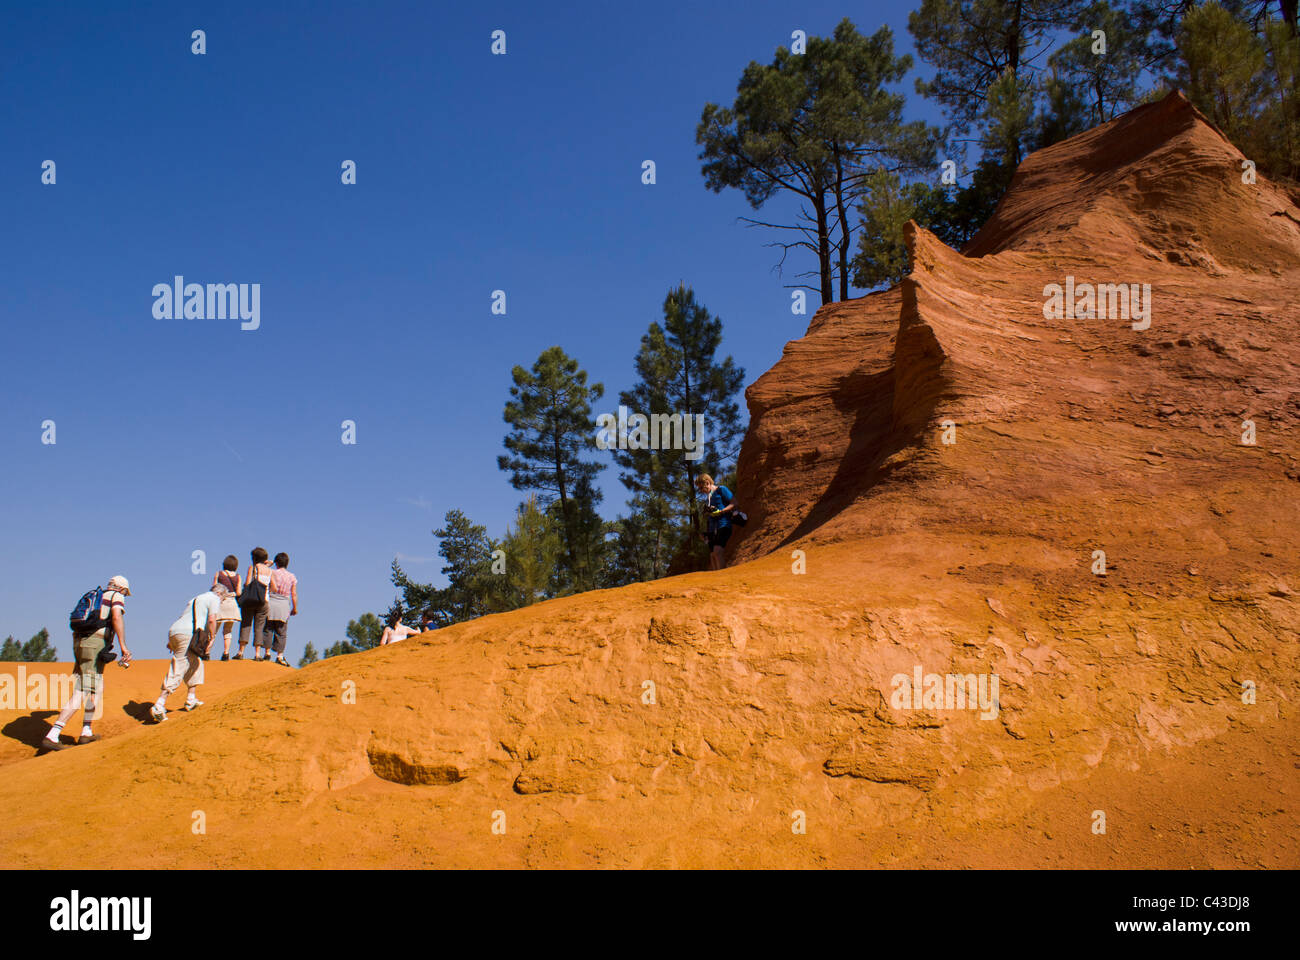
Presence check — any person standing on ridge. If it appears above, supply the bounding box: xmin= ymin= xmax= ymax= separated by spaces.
xmin=695 ymin=473 xmax=736 ymax=571
xmin=39 ymin=575 xmax=134 ymax=753
xmin=238 ymin=547 xmax=273 ymax=661
xmin=263 ymin=552 xmax=298 ymax=667
xmin=212 ymin=554 xmax=242 ymax=660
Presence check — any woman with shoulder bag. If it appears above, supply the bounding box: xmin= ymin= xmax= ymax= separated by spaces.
xmin=237 ymin=547 xmax=273 ymax=661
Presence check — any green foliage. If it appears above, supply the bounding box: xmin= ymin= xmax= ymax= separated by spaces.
xmin=698 ymin=17 xmax=941 ymax=303
xmin=909 ymin=0 xmax=1079 ymax=136
xmin=392 ymin=509 xmax=502 ymax=627
xmin=550 ymin=475 xmax=607 ymax=595
xmin=1259 ymin=17 xmax=1300 ymax=179
xmin=1034 ymin=64 xmax=1094 ymax=147
xmin=0 ymin=628 xmax=57 ymax=662
xmin=906 ymin=0 xmax=1141 ymax=249
xmin=501 ymin=496 xmax=565 ymax=607
xmin=852 ymin=170 xmax=935 ymax=288
xmin=1049 ymin=2 xmax=1146 ymax=125
xmin=601 ymin=506 xmax=665 ymax=587
xmin=298 ymin=642 xmax=319 ymax=667
xmin=1177 ymin=1 xmax=1300 ymax=179
xmin=1179 ymin=2 xmax=1270 ymax=126
xmin=348 ymin=612 xmax=386 ymax=649
xmin=498 ymin=346 xmax=605 ymax=589
xmin=323 ymin=612 xmax=385 ymax=659
xmin=981 ymin=67 xmax=1038 ymax=169
xmin=611 ymin=285 xmax=746 ymax=579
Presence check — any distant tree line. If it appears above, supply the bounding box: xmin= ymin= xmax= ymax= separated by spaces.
xmin=0 ymin=629 xmax=57 ymax=662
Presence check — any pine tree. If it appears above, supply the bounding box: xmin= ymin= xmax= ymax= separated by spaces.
xmin=1049 ymin=2 xmax=1146 ymax=125
xmin=698 ymin=18 xmax=941 ymax=304
xmin=851 ymin=170 xmax=946 ymax=288
xmin=392 ymin=509 xmax=501 ymax=626
xmin=613 ymin=286 xmax=745 ymax=579
xmin=501 ymin=496 xmax=564 ymax=607
xmin=909 ymin=0 xmax=1087 ymax=142
xmin=498 ymin=347 xmax=605 ymax=589
xmin=601 ymin=509 xmax=659 ymax=586
xmin=551 ymin=475 xmax=607 ymax=594
xmin=298 ymin=642 xmax=319 ymax=667
xmin=0 ymin=629 xmax=57 ymax=662
xmin=20 ymin=629 xmax=57 ymax=662
xmin=907 ymin=0 xmax=1092 ymax=244
xmin=323 ymin=613 xmax=385 ymax=659
xmin=1176 ymin=2 xmax=1299 ymax=179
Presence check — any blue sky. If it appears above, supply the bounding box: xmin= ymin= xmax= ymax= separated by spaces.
xmin=0 ymin=0 xmax=944 ymax=661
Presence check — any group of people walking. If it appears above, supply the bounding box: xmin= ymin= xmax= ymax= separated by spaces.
xmin=211 ymin=548 xmax=299 ymax=664
xmin=37 ymin=548 xmax=300 ymax=753
xmin=35 ymin=485 xmax=742 ymax=756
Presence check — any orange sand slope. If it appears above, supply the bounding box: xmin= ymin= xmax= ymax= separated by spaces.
xmin=0 ymin=659 xmax=285 ymax=768
xmin=0 ymin=92 xmax=1296 ymax=868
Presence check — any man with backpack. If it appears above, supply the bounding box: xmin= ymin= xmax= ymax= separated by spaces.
xmin=39 ymin=575 xmax=134 ymax=754
xmin=149 ymin=583 xmax=227 ymax=723
xmin=694 ymin=474 xmax=746 ymax=570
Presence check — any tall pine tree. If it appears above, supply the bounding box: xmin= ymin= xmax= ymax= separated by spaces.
xmin=613 ymin=285 xmax=745 ymax=579
xmin=498 ymin=346 xmax=605 ymax=592
xmin=698 ymin=19 xmax=940 ymax=304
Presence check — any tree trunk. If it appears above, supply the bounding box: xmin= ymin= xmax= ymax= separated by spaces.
xmin=1007 ymin=0 xmax=1023 ymax=77
xmin=814 ymin=194 xmax=833 ymax=305
xmin=833 ymin=149 xmax=851 ymax=302
xmin=682 ymin=347 xmax=699 ymax=535
xmin=552 ymin=432 xmax=577 ymax=575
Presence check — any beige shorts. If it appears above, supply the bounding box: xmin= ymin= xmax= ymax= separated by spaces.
xmin=73 ymin=630 xmax=108 ymax=696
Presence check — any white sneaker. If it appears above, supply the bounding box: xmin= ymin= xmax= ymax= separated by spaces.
xmin=150 ymin=705 xmax=167 ymax=723
xmin=182 ymin=699 xmax=203 ymax=711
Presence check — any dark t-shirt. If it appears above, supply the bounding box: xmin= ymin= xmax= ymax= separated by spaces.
xmin=706 ymin=486 xmax=733 ymax=531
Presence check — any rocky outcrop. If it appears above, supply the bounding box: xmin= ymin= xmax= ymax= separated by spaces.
xmin=730 ymin=92 xmax=1300 ymax=562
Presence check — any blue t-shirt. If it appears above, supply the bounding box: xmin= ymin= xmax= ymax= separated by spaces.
xmin=706 ymin=486 xmax=733 ymax=531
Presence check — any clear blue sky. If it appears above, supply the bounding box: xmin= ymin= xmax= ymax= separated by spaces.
xmin=0 ymin=0 xmax=942 ymax=662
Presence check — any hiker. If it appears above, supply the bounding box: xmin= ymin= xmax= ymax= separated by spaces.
xmin=695 ymin=473 xmax=735 ymax=571
xmin=420 ymin=609 xmax=439 ymax=632
xmin=238 ymin=547 xmax=273 ymax=660
xmin=149 ymin=583 xmax=225 ymax=722
xmin=263 ymin=552 xmax=298 ymax=667
xmin=381 ymin=611 xmax=420 ymax=645
xmin=40 ymin=575 xmax=134 ymax=753
xmin=212 ymin=555 xmax=242 ymax=660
